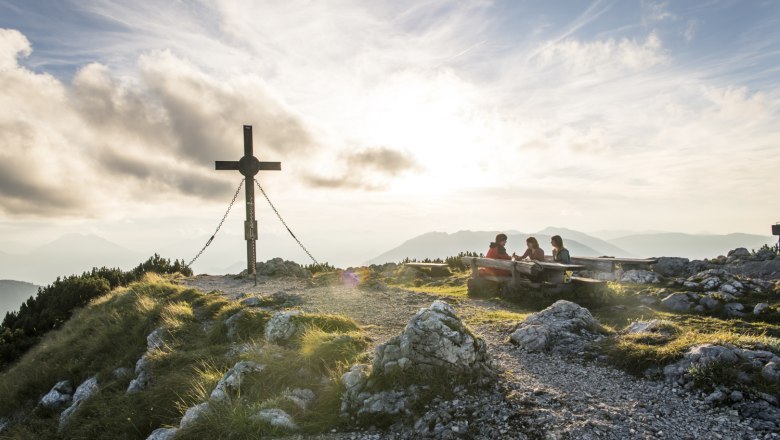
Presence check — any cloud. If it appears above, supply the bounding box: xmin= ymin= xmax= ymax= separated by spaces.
xmin=0 ymin=28 xmax=316 ymax=217
xmin=304 ymin=147 xmax=418 ymax=190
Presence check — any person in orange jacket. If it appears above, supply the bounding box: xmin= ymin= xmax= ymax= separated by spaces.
xmin=480 ymin=233 xmax=512 ymax=276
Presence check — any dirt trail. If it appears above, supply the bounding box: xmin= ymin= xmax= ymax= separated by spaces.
xmin=182 ymin=275 xmax=774 ymax=439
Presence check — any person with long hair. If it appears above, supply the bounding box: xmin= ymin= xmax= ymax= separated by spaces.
xmin=550 ymin=235 xmax=571 ymax=264
xmin=514 ymin=236 xmax=545 ymax=261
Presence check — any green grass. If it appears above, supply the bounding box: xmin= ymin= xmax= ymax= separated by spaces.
xmin=0 ymin=274 xmax=370 ymax=439
xmin=465 ymin=309 xmax=530 ymax=325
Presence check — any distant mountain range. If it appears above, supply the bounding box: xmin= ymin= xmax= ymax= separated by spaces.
xmin=0 ymin=234 xmax=144 ymax=286
xmin=367 ymin=228 xmax=776 ymax=264
xmin=0 ymin=280 xmax=40 ymax=317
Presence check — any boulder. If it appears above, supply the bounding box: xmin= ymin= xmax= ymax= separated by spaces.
xmin=264 ymin=310 xmax=303 ymax=345
xmin=724 ymin=302 xmax=745 ymax=317
xmin=251 ymin=408 xmax=298 ymax=431
xmin=372 ymin=301 xmax=492 ymax=378
xmin=624 ymin=319 xmax=674 ymax=337
xmin=146 ymin=427 xmax=178 ymax=440
xmin=180 ymin=402 xmax=209 ymax=429
xmin=146 ymin=327 xmax=168 ymax=351
xmin=664 ymin=344 xmax=780 ymax=397
xmin=728 ymin=248 xmax=751 ymax=258
xmin=283 ymin=388 xmax=315 ymax=410
xmin=659 ymin=292 xmax=692 ymax=312
xmin=342 ymin=301 xmax=493 ymax=420
xmin=210 ymin=361 xmax=266 ymax=402
xmin=699 ymin=295 xmax=721 ymax=311
xmin=39 ymin=380 xmax=73 ymax=408
xmin=653 ymin=257 xmax=690 ymax=277
xmin=127 ymin=355 xmax=153 ymax=393
xmin=224 ymin=311 xmax=246 ymax=341
xmin=241 ymin=258 xmax=312 ymax=278
xmin=620 ymin=270 xmax=661 ymax=284
xmin=754 ymin=303 xmax=770 ymax=315
xmin=509 ymin=300 xmax=606 ymax=355
xmin=59 ymin=376 xmax=99 ymax=431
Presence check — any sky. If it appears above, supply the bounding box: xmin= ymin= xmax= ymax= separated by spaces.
xmin=0 ymin=0 xmax=779 ymax=270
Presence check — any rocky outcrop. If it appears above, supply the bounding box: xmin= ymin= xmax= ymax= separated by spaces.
xmin=663 ymin=344 xmax=780 ymax=408
xmin=240 ymin=258 xmax=312 ymax=278
xmin=59 ymin=376 xmax=99 ymax=431
xmin=342 ymin=301 xmax=493 ymax=420
xmin=509 ymin=300 xmax=607 ymax=355
xmin=264 ymin=310 xmax=303 ymax=345
xmin=209 ymin=361 xmax=266 ymax=402
xmin=620 ymin=269 xmax=661 ymax=284
xmin=127 ymin=327 xmax=169 ymax=393
xmin=250 ymin=408 xmax=299 ymax=431
xmin=659 ymin=292 xmax=694 ymax=312
xmin=145 ymin=427 xmax=178 ymax=440
xmin=653 ymin=257 xmax=690 ymax=277
xmin=372 ymin=301 xmax=492 ymax=378
xmin=39 ymin=380 xmax=73 ymax=408
xmin=624 ymin=319 xmax=675 ymax=337
xmin=180 ymin=402 xmax=209 ymax=429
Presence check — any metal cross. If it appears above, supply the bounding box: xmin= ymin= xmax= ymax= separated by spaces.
xmin=215 ymin=125 xmax=281 ymax=277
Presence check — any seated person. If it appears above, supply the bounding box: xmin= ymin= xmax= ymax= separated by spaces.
xmin=550 ymin=235 xmax=571 ymax=264
xmin=480 ymin=233 xmax=512 ymax=276
xmin=514 ymin=236 xmax=545 ymax=261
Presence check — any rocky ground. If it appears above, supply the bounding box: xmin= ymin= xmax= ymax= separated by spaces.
xmin=183 ymin=269 xmax=780 ymax=440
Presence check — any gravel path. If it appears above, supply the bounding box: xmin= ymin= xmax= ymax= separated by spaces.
xmin=181 ymin=275 xmax=778 ymax=439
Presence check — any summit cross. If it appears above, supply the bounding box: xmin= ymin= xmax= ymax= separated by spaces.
xmin=215 ymin=125 xmax=281 ymax=276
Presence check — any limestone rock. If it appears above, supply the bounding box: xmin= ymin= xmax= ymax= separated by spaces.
xmin=663 ymin=344 xmax=780 ymax=399
xmin=39 ymin=380 xmax=73 ymax=408
xmin=620 ymin=270 xmax=661 ymax=284
xmin=127 ymin=355 xmax=153 ymax=393
xmin=659 ymin=292 xmax=692 ymax=312
xmin=342 ymin=302 xmax=493 ymax=420
xmin=283 ymin=388 xmax=315 ymax=410
xmin=624 ymin=319 xmax=674 ymax=337
xmin=180 ymin=402 xmax=209 ymax=429
xmin=372 ymin=301 xmax=492 ymax=378
xmin=724 ymin=302 xmax=745 ymax=317
xmin=509 ymin=300 xmax=605 ymax=355
xmin=224 ymin=310 xmax=246 ymax=341
xmin=59 ymin=376 xmax=99 ymax=431
xmin=210 ymin=361 xmax=266 ymax=402
xmin=241 ymin=258 xmax=312 ymax=278
xmin=265 ymin=310 xmax=303 ymax=345
xmin=251 ymin=408 xmax=298 ymax=431
xmin=146 ymin=327 xmax=168 ymax=351
xmin=653 ymin=257 xmax=690 ymax=277
xmin=146 ymin=427 xmax=178 ymax=440
xmin=754 ymin=302 xmax=771 ymax=315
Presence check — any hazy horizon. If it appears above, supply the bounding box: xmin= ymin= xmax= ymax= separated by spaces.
xmin=1 ymin=1 xmax=779 ymax=274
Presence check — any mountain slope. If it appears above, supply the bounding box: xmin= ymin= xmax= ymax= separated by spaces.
xmin=0 ymin=280 xmax=40 ymax=316
xmin=367 ymin=230 xmax=603 ymax=264
xmin=0 ymin=234 xmax=144 ymax=285
xmin=610 ymin=233 xmax=775 ymax=259
xmin=536 ymin=227 xmax=633 ymax=257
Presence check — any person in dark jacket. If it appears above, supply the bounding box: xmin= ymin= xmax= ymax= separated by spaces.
xmin=550 ymin=235 xmax=571 ymax=264
xmin=481 ymin=233 xmax=512 ymax=276
xmin=515 ymin=236 xmax=545 ymax=261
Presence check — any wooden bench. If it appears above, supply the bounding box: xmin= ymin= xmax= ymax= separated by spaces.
xmin=460 ymin=257 xmax=585 ymax=285
xmin=567 ymin=256 xmax=658 ymax=280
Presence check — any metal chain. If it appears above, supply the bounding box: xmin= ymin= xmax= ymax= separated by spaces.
xmin=254 ymin=178 xmax=320 ymax=266
xmin=186 ymin=179 xmax=244 ymax=268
